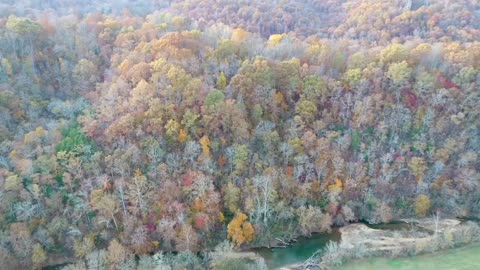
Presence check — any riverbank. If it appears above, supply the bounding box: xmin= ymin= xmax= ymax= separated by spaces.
xmin=317 ymin=218 xmax=480 ymax=269
xmin=338 ymin=243 xmax=480 ymax=270
xmin=267 ymin=218 xmax=480 ymax=270
xmin=253 ymin=230 xmax=340 ymax=269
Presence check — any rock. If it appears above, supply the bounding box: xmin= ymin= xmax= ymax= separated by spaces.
xmin=401 ymin=218 xmax=461 ymax=232
xmin=277 ymin=263 xmax=304 ymax=270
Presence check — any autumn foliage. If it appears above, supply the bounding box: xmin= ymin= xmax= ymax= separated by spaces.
xmin=227 ymin=213 xmax=255 ymax=247
xmin=0 ymin=0 xmax=479 ymax=268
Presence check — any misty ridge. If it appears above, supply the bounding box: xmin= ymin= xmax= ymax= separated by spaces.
xmin=0 ymin=0 xmax=479 ymax=269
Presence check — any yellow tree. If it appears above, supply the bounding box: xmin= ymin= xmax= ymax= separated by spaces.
xmin=342 ymin=68 xmax=362 ymax=88
xmin=387 ymin=61 xmax=412 ymax=86
xmin=178 ymin=128 xmax=188 ymax=144
xmin=199 ymin=135 xmax=211 ymax=155
xmin=4 ymin=174 xmax=21 ymax=191
xmin=31 ymin=244 xmax=47 ymax=269
xmin=90 ymin=189 xmax=119 ymax=228
xmin=107 ymin=239 xmax=127 ymax=267
xmin=415 ymin=194 xmax=431 ymax=218
xmin=231 ymin=28 xmax=249 ymax=43
xmin=217 ymin=72 xmax=227 ymax=90
xmin=267 ymin=34 xmax=286 ymax=47
xmin=295 ymin=99 xmax=317 ymax=124
xmin=380 ymin=43 xmax=408 ymax=64
xmin=227 ymin=212 xmax=254 ymax=247
xmin=165 ymin=119 xmax=180 ymax=144
xmin=409 ymin=157 xmax=427 ymax=182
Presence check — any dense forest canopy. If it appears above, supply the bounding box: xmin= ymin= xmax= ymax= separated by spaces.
xmin=0 ymin=0 xmax=479 ymax=269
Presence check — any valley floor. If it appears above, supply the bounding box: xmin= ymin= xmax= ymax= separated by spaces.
xmin=338 ymin=244 xmax=480 ymax=270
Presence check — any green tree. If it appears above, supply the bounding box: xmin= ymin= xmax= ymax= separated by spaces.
xmin=453 ymin=67 xmax=477 ymax=89
xmin=205 ymin=90 xmax=225 ymax=109
xmin=303 ymin=75 xmax=327 ymax=100
xmin=224 ymin=182 xmax=241 ymax=213
xmin=387 ymin=61 xmax=412 ymax=86
xmin=232 ymin=144 xmax=249 ymax=175
xmin=1 ymin=58 xmax=13 ymax=78
xmin=343 ymin=68 xmax=362 ymax=88
xmin=6 ymin=16 xmax=41 ymax=35
xmin=73 ymin=59 xmax=99 ymax=92
xmin=217 ymin=72 xmax=227 ymax=90
xmin=295 ymin=99 xmax=317 ymax=123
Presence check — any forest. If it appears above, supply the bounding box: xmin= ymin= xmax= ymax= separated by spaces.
xmin=0 ymin=0 xmax=479 ymax=269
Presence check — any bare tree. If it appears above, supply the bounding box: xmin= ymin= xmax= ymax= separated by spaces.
xmin=433 ymin=208 xmax=441 ymax=235
xmin=253 ymin=175 xmax=275 ymax=226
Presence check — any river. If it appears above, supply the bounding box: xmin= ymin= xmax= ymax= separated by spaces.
xmin=254 ymin=229 xmax=340 ymax=269
xmin=254 ymin=222 xmax=441 ymax=269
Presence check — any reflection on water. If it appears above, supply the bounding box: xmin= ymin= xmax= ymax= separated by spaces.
xmin=255 ymin=221 xmax=480 ymax=269
xmin=254 ymin=221 xmax=415 ymax=269
xmin=253 ymin=229 xmax=341 ymax=269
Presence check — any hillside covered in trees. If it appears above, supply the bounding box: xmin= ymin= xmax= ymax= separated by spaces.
xmin=0 ymin=0 xmax=479 ymax=269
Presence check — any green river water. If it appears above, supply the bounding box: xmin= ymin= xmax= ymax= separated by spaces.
xmin=256 ymin=222 xmax=480 ymax=269
xmin=254 ymin=229 xmax=341 ymax=269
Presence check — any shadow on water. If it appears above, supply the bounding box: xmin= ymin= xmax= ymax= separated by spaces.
xmin=254 ymin=221 xmax=416 ymax=269
xmin=253 ymin=229 xmax=341 ymax=269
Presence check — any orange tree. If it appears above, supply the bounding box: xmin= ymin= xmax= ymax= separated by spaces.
xmin=227 ymin=212 xmax=254 ymax=247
